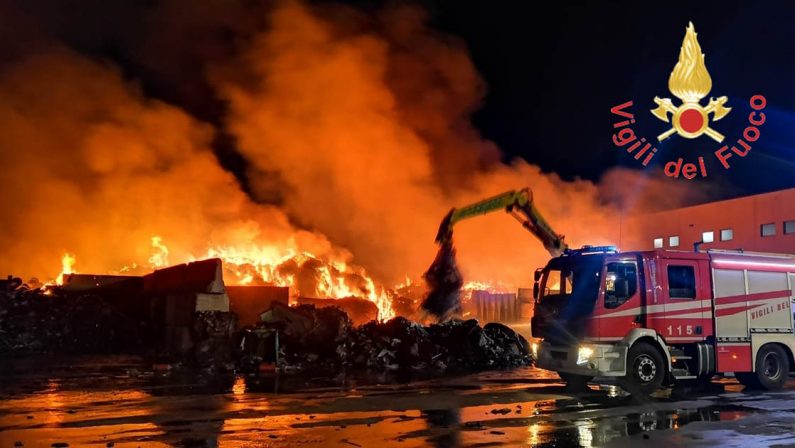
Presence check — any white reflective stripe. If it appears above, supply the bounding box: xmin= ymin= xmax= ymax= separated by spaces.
xmin=714 ymin=303 xmax=747 ymax=310
xmin=594 ymin=299 xmax=711 ymax=319
xmin=592 ymin=306 xmax=644 ymax=319
xmin=715 ymin=296 xmax=787 ymax=310
xmin=713 ymin=260 xmax=795 ymax=270
xmin=665 ymin=308 xmax=712 ymax=316
xmin=667 ymin=299 xmax=713 ymax=311
xmin=666 ymin=336 xmax=701 ymax=341
xmin=664 ymin=312 xmax=703 ymax=319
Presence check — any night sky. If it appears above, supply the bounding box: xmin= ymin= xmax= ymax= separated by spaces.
xmin=4 ymin=0 xmax=795 ymax=203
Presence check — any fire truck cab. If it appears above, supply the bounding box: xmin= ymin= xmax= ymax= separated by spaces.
xmin=531 ymin=246 xmax=795 ymax=395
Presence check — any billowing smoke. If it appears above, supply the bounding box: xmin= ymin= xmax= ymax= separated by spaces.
xmin=218 ymin=1 xmax=643 ymax=285
xmin=0 ymin=49 xmax=341 ymax=280
xmin=0 ymin=0 xmax=700 ymax=293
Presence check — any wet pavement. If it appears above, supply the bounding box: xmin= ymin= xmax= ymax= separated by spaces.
xmin=2 ymin=356 xmax=795 ymax=447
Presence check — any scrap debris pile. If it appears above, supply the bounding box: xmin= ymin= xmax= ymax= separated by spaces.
xmin=191 ymin=311 xmax=237 ymax=370
xmin=346 ymin=317 xmax=531 ymax=373
xmin=0 ymin=282 xmax=143 ymax=355
xmin=1 ymin=255 xmax=533 ymax=377
xmin=0 ymin=285 xmax=239 ymax=373
xmin=241 ymin=304 xmax=532 ymax=374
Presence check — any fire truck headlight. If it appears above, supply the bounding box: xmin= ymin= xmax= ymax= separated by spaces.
xmin=531 ymin=342 xmax=538 ymax=358
xmin=577 ymin=346 xmax=595 ymax=365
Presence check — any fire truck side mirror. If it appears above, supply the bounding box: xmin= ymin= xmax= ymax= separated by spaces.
xmin=534 ymin=268 xmax=543 ymax=282
xmin=533 ymin=282 xmax=540 ymax=300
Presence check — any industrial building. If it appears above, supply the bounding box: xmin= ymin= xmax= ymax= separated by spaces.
xmin=622 ymin=188 xmax=795 ymax=254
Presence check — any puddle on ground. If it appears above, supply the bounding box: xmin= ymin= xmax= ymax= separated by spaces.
xmin=0 ymin=357 xmax=784 ymax=447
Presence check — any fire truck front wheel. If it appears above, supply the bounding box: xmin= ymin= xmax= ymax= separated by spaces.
xmin=619 ymin=342 xmax=665 ymax=396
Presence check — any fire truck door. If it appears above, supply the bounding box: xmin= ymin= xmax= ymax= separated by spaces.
xmin=592 ymin=258 xmax=643 ymax=341
xmin=657 ymin=259 xmax=712 ymax=342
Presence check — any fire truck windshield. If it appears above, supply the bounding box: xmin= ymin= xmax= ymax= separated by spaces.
xmin=538 ymin=255 xmax=603 ymax=317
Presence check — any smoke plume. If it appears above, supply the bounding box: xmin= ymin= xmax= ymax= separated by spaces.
xmin=0 ymin=0 xmax=697 ymax=293
xmin=0 ymin=48 xmax=341 ymax=280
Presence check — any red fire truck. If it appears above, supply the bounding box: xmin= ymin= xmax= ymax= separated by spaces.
xmin=429 ymin=188 xmax=795 ymax=395
xmin=532 ymin=246 xmax=795 ymax=395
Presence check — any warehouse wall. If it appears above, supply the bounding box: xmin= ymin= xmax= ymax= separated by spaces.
xmin=621 ymin=188 xmax=795 ymax=254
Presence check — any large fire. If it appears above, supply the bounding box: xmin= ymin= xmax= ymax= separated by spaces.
xmin=45 ymin=238 xmax=518 ymax=321
xmin=201 ymin=244 xmax=394 ymax=320
xmin=0 ymin=1 xmax=684 ymax=326
xmin=51 ymin=237 xmax=397 ymax=321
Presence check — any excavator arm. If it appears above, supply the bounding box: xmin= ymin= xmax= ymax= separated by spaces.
xmin=434 ymin=188 xmax=567 ymax=257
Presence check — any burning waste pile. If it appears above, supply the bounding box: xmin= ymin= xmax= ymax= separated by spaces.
xmin=1 ymin=191 xmax=533 ymax=377
xmin=1 ymin=253 xmax=533 ymax=377
xmin=238 ymin=240 xmax=531 ymax=375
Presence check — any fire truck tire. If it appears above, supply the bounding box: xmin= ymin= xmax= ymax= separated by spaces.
xmin=741 ymin=344 xmax=789 ymax=391
xmin=619 ymin=342 xmax=665 ymax=396
xmin=558 ymin=372 xmax=593 ymax=391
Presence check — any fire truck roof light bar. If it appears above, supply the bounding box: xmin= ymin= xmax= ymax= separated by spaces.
xmin=563 ymin=245 xmax=619 ymax=256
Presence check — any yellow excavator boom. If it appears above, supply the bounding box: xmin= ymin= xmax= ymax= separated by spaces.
xmin=434 ymin=188 xmax=567 ymax=257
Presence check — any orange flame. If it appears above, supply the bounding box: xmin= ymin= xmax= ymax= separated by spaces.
xmin=55 ymin=253 xmax=76 ymax=285
xmin=47 ymin=239 xmax=396 ymax=320
xmin=148 ymin=236 xmax=169 ymax=268
xmin=201 ymin=243 xmax=394 ymax=320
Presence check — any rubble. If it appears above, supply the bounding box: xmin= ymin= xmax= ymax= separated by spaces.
xmin=297 ymin=296 xmax=378 ymax=325
xmin=250 ymin=305 xmax=533 ymax=374
xmin=191 ymin=311 xmax=236 ymax=370
xmin=1 ymin=275 xmax=24 ymax=292
xmin=0 ymin=286 xmax=241 ymax=372
xmin=2 ymin=256 xmax=531 ymax=379
xmin=0 ymin=288 xmax=144 ymax=356
xmin=271 ymin=304 xmax=352 ymax=372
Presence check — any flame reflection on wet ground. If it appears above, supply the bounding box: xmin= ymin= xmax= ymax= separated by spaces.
xmin=0 ymin=356 xmax=790 ymax=447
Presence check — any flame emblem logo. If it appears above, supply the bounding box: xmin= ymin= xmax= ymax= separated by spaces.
xmin=651 ymin=22 xmax=731 ymax=142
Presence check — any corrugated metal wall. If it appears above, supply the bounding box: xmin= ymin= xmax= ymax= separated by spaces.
xmin=470 ymin=290 xmax=521 ymax=323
